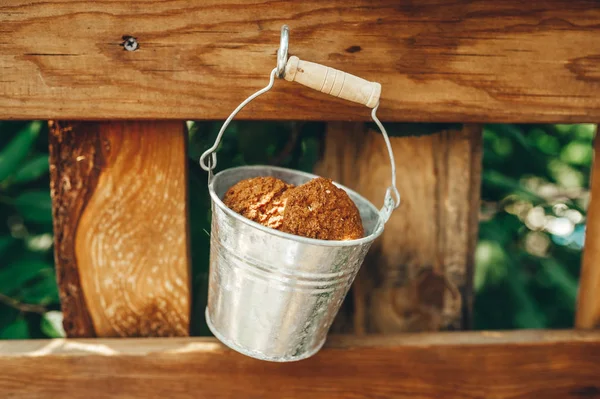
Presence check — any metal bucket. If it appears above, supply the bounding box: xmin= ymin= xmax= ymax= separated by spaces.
xmin=200 ymin=27 xmax=399 ymax=361
xmin=205 ymin=165 xmax=386 ymax=362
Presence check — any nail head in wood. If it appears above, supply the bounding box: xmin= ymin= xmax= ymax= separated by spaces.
xmin=121 ymin=36 xmax=139 ymax=51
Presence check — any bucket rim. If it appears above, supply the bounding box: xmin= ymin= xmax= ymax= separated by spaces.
xmin=207 ymin=165 xmax=385 ymax=247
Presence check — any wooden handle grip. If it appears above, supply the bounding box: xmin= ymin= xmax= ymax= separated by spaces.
xmin=284 ymin=56 xmax=381 ymax=108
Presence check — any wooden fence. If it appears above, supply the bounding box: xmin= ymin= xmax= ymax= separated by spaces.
xmin=1 ymin=1 xmax=600 ymax=398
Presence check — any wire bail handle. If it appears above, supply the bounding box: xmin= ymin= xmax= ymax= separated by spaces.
xmin=199 ymin=25 xmax=400 ymax=222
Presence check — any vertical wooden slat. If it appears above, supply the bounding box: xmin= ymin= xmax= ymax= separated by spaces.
xmin=49 ymin=121 xmax=191 ymax=337
xmin=576 ymin=125 xmax=600 ymax=329
xmin=317 ymin=123 xmax=482 ymax=334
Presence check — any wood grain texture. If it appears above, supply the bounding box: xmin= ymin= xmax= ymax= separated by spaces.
xmin=1 ymin=0 xmax=599 ymax=122
xmin=576 ymin=125 xmax=600 ymax=329
xmin=49 ymin=121 xmax=191 ymax=337
xmin=317 ymin=123 xmax=482 ymax=334
xmin=0 ymin=330 xmax=599 ymax=398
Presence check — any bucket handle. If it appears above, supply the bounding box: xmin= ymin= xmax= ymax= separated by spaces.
xmin=200 ymin=26 xmax=400 ymax=224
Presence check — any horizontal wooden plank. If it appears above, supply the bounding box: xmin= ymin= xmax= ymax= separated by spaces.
xmin=0 ymin=0 xmax=599 ymax=122
xmin=1 ymin=330 xmax=600 ymax=398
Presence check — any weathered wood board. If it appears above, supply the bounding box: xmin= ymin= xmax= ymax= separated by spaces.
xmin=1 ymin=0 xmax=599 ymax=122
xmin=318 ymin=123 xmax=482 ymax=333
xmin=0 ymin=330 xmax=599 ymax=398
xmin=576 ymin=125 xmax=600 ymax=329
xmin=49 ymin=121 xmax=191 ymax=337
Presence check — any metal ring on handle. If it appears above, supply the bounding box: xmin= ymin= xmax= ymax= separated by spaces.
xmin=276 ymin=25 xmax=289 ymax=78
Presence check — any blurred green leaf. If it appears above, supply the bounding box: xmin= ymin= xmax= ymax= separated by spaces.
xmin=573 ymin=124 xmax=596 ymax=141
xmin=539 ymin=258 xmax=579 ymax=304
xmin=237 ymin=122 xmax=289 ymax=165
xmin=41 ymin=311 xmax=65 ymax=338
xmin=0 ymin=236 xmax=15 ymax=257
xmin=560 ymin=142 xmax=593 ymax=166
xmin=20 ymin=273 xmax=59 ymax=305
xmin=479 ymin=216 xmax=518 ymax=247
xmin=548 ymin=160 xmax=584 ymax=189
xmin=506 ymin=259 xmax=546 ymax=329
xmin=0 ymin=121 xmax=42 ymax=183
xmin=12 ymin=155 xmax=49 ymax=184
xmin=486 ymin=124 xmax=533 ymax=152
xmin=474 ymin=240 xmax=508 ymax=291
xmin=0 ymin=317 xmax=29 ymax=339
xmin=13 ymin=190 xmax=53 ymax=223
xmin=531 ymin=127 xmax=559 ymax=155
xmin=298 ymin=138 xmax=319 ymax=173
xmin=553 ymin=124 xmax=574 ymax=135
xmin=492 ymin=135 xmax=513 ymax=157
xmin=482 ymin=170 xmax=541 ymax=202
xmin=0 ymin=303 xmax=18 ymax=335
xmin=0 ymin=261 xmax=52 ymax=296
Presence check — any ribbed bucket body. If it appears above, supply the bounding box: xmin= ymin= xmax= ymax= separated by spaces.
xmin=206 ymin=166 xmax=383 ymax=362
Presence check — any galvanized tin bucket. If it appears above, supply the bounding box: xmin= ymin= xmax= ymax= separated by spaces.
xmin=199 ymin=25 xmax=400 ymax=362
xmin=205 ymin=165 xmax=389 ymax=362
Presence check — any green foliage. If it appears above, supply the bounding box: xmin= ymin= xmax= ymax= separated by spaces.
xmin=475 ymin=123 xmax=594 ymax=329
xmin=13 ymin=191 xmax=53 ymax=224
xmin=0 ymin=121 xmax=41 ymax=182
xmin=0 ymin=119 xmax=595 ymax=339
xmin=12 ymin=155 xmax=50 ymax=185
xmin=0 ymin=121 xmax=58 ymax=340
xmin=0 ymin=317 xmax=29 ymax=339
xmin=0 ymin=260 xmax=52 ymax=295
